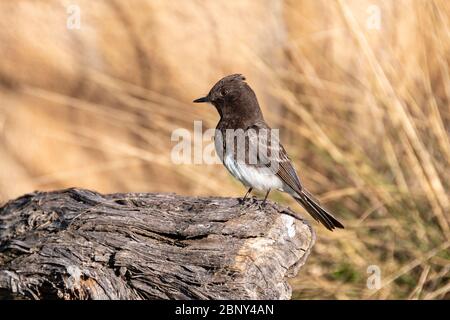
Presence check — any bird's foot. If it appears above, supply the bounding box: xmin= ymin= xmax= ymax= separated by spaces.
xmin=254 ymin=190 xmax=271 ymax=210
xmin=238 ymin=197 xmax=251 ymax=205
xmin=239 ymin=197 xmax=257 ymax=209
xmin=256 ymin=200 xmax=269 ymax=211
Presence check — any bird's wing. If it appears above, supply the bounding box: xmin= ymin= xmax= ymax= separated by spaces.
xmin=245 ymin=122 xmax=303 ymax=194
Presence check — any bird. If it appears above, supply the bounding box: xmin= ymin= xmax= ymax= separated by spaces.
xmin=193 ymin=74 xmax=344 ymax=231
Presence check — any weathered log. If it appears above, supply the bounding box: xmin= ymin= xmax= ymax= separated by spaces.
xmin=0 ymin=188 xmax=315 ymax=300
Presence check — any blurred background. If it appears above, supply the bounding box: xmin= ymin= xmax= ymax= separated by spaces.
xmin=0 ymin=0 xmax=449 ymax=299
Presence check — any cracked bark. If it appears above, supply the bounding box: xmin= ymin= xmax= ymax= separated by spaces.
xmin=0 ymin=188 xmax=315 ymax=300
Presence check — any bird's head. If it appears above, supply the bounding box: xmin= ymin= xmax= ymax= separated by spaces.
xmin=193 ymin=74 xmax=263 ymax=121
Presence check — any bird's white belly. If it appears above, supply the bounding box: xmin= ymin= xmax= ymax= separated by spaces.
xmin=223 ymin=154 xmax=283 ymax=192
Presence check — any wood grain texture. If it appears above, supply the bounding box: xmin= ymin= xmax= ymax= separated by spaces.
xmin=0 ymin=188 xmax=315 ymax=300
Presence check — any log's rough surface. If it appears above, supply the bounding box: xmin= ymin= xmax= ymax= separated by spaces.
xmin=0 ymin=188 xmax=315 ymax=300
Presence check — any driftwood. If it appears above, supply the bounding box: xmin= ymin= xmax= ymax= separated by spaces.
xmin=0 ymin=188 xmax=315 ymax=300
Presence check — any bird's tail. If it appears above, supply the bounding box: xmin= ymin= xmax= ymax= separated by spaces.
xmin=294 ymin=189 xmax=344 ymax=231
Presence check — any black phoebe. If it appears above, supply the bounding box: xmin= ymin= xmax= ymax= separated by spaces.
xmin=194 ymin=74 xmax=344 ymax=231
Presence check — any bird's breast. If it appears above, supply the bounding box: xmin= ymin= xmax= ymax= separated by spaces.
xmin=222 ymin=154 xmax=283 ymax=192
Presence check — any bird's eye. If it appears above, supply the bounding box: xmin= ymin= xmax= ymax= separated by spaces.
xmin=220 ymin=89 xmax=228 ymax=97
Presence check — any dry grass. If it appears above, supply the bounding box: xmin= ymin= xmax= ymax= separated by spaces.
xmin=0 ymin=0 xmax=448 ymax=299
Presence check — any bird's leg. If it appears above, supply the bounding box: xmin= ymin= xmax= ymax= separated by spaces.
xmin=262 ymin=189 xmax=271 ymax=206
xmin=240 ymin=187 xmax=253 ymax=203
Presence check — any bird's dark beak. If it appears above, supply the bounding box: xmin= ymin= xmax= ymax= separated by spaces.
xmin=193 ymin=96 xmax=209 ymax=103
